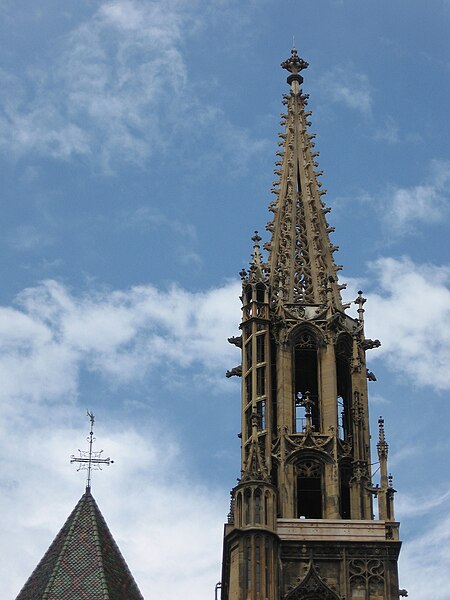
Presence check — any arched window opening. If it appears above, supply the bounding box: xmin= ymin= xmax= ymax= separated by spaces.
xmin=297 ymin=460 xmax=323 ymax=519
xmin=256 ymin=334 xmax=265 ymax=364
xmin=294 ymin=331 xmax=320 ymax=431
xmin=244 ymin=490 xmax=251 ymax=524
xmin=256 ymin=283 xmax=265 ymax=303
xmin=245 ymin=542 xmax=252 ymax=591
xmin=245 ymin=374 xmax=252 ymax=404
xmin=245 ymin=408 xmax=252 ymax=439
xmin=339 ymin=463 xmax=352 ymax=519
xmin=264 ymin=496 xmax=268 ymax=526
xmin=236 ymin=493 xmax=242 ymax=527
xmin=255 ymin=540 xmax=261 ymax=593
xmin=256 ymin=366 xmax=266 ymax=397
xmin=256 ymin=400 xmax=266 ymax=432
xmin=245 ymin=341 xmax=252 ymax=371
xmin=265 ymin=542 xmax=270 ymax=596
xmin=254 ymin=489 xmax=262 ymax=524
xmin=245 ymin=285 xmax=252 ymax=305
xmin=336 ymin=336 xmax=352 ymax=440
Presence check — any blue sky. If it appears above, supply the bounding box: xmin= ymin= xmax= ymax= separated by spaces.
xmin=1 ymin=1 xmax=449 ymax=598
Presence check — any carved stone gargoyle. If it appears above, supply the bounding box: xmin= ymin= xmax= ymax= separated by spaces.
xmin=362 ymin=338 xmax=381 ymax=351
xmin=226 ymin=365 xmax=242 ymax=378
xmin=227 ymin=335 xmax=242 ymax=348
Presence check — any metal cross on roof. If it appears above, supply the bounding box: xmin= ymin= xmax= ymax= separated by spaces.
xmin=70 ymin=411 xmax=114 ymax=492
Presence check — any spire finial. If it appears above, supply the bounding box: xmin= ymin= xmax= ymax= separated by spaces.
xmin=377 ymin=415 xmax=388 ymax=457
xmin=355 ymin=290 xmax=366 ymax=323
xmin=251 ymin=230 xmax=262 ymax=245
xmin=281 ymin=47 xmax=309 ymax=76
xmin=70 ymin=411 xmax=114 ymax=492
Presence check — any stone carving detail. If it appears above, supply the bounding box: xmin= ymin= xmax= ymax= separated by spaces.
xmin=266 ymin=88 xmax=345 ymax=311
xmin=362 ymin=338 xmax=381 ymax=351
xmin=225 ymin=365 xmax=242 ymax=378
xmin=296 ymin=460 xmax=321 ymax=478
xmin=294 ymin=330 xmax=316 ymax=348
xmin=285 ymin=562 xmax=342 ymax=600
xmin=227 ymin=335 xmax=242 ymax=348
xmin=349 ymin=558 xmax=385 ymax=596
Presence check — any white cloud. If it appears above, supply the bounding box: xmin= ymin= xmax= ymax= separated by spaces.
xmin=2 ymin=261 xmax=448 ymax=596
xmin=400 ymin=509 xmax=450 ymax=599
xmin=0 ymin=278 xmax=241 ymax=406
xmin=385 ymin=159 xmax=450 ymax=233
xmin=396 ymin=487 xmax=450 ymax=517
xmin=1 ymin=276 xmax=239 ymax=597
xmin=346 ymin=256 xmax=450 ymax=391
xmin=3 ymin=413 xmax=227 ymax=600
xmin=319 ymin=65 xmax=372 ymax=114
xmin=0 ymin=0 xmax=267 ymax=172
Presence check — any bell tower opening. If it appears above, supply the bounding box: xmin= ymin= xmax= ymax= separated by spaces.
xmin=296 ymin=460 xmax=323 ymax=519
xmin=339 ymin=461 xmax=352 ymax=519
xmin=336 ymin=334 xmax=352 ymax=440
xmin=293 ymin=330 xmax=320 ymax=431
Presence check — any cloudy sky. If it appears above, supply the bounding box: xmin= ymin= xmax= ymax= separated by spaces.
xmin=1 ymin=1 xmax=449 ymax=598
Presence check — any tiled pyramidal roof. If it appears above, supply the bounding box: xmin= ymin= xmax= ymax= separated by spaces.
xmin=16 ymin=490 xmax=144 ymax=600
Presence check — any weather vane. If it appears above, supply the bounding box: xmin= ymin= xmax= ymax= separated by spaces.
xmin=70 ymin=411 xmax=114 ymax=492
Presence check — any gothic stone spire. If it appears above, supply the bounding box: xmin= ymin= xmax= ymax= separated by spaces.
xmin=264 ymin=48 xmax=345 ymax=310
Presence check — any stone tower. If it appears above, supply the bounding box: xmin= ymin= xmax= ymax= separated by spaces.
xmin=221 ymin=50 xmax=402 ymax=600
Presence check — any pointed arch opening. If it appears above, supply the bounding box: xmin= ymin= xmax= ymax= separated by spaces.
xmin=236 ymin=492 xmax=242 ymax=527
xmin=296 ymin=459 xmax=323 ymax=519
xmin=244 ymin=489 xmax=251 ymax=525
xmin=256 ymin=283 xmax=265 ymax=303
xmin=254 ymin=488 xmax=262 ymax=524
xmin=336 ymin=334 xmax=353 ymax=441
xmin=245 ymin=538 xmax=251 ymax=592
xmin=292 ymin=328 xmax=320 ymax=432
xmin=244 ymin=284 xmax=252 ymax=305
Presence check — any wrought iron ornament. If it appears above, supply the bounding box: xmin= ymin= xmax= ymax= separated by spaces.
xmin=70 ymin=411 xmax=114 ymax=492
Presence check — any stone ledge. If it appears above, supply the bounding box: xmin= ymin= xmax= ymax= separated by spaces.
xmin=277 ymin=519 xmax=397 ymax=542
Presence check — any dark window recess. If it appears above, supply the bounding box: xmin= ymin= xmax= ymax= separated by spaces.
xmin=294 ymin=342 xmax=320 ymax=431
xmin=256 ymin=283 xmax=265 ymax=303
xmin=256 ymin=334 xmax=265 ymax=363
xmin=246 ymin=341 xmax=252 ymax=371
xmin=255 ymin=542 xmax=261 ymax=593
xmin=340 ymin=463 xmax=352 ymax=519
xmin=246 ymin=374 xmax=252 ymax=403
xmin=256 ymin=367 xmax=266 ymax=397
xmin=245 ymin=285 xmax=252 ymax=305
xmin=297 ymin=461 xmax=323 ymax=519
xmin=257 ymin=400 xmax=266 ymax=430
xmin=255 ymin=490 xmax=261 ymax=524
xmin=244 ymin=491 xmax=251 ymax=524
xmin=336 ymin=336 xmax=352 ymax=440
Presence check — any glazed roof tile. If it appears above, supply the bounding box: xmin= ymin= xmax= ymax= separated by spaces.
xmin=16 ymin=491 xmax=144 ymax=600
